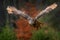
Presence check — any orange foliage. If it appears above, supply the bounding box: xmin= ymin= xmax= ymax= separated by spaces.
xmin=15 ymin=2 xmax=40 ymax=40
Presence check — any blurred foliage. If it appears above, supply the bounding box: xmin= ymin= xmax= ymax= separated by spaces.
xmin=0 ymin=27 xmax=16 ymax=40
xmin=31 ymin=27 xmax=60 ymax=40
xmin=0 ymin=16 xmax=16 ymax=40
xmin=0 ymin=23 xmax=16 ymax=40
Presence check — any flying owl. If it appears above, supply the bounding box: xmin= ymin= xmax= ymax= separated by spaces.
xmin=6 ymin=3 xmax=57 ymax=27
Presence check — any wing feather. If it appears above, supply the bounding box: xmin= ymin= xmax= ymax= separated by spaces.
xmin=35 ymin=3 xmax=57 ymax=19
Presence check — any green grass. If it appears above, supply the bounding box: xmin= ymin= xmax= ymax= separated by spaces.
xmin=31 ymin=27 xmax=60 ymax=40
xmin=0 ymin=26 xmax=16 ymax=40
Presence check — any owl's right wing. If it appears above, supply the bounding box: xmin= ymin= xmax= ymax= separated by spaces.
xmin=35 ymin=3 xmax=58 ymax=20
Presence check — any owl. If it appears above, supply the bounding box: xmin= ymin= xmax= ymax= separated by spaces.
xmin=6 ymin=3 xmax=57 ymax=27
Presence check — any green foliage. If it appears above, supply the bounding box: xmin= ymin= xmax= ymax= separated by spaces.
xmin=31 ymin=27 xmax=60 ymax=40
xmin=0 ymin=26 xmax=16 ymax=40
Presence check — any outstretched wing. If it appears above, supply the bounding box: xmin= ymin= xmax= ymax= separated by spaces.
xmin=6 ymin=6 xmax=34 ymax=25
xmin=35 ymin=3 xmax=57 ymax=20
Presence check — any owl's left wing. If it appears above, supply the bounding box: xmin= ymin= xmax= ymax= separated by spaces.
xmin=35 ymin=3 xmax=58 ymax=20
